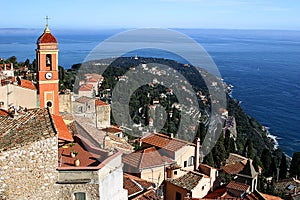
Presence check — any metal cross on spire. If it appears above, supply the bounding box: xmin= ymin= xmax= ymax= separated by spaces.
xmin=44 ymin=16 xmax=50 ymax=26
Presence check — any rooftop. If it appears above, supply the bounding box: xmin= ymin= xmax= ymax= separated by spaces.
xmin=37 ymin=25 xmax=57 ymax=44
xmin=123 ymin=173 xmax=154 ymax=198
xmin=226 ymin=180 xmax=250 ymax=193
xmin=52 ymin=114 xmax=73 ymax=142
xmin=95 ymin=99 xmax=108 ymax=106
xmin=222 ymin=158 xmax=258 ymax=178
xmin=75 ymin=96 xmax=93 ymax=104
xmin=167 ymin=171 xmax=204 ymax=191
xmin=58 ymin=135 xmax=112 ymax=169
xmin=122 ymin=147 xmax=174 ymax=170
xmin=141 ymin=132 xmax=195 ymax=152
xmin=78 ymin=84 xmax=93 ymax=92
xmin=0 ymin=108 xmax=56 ymax=152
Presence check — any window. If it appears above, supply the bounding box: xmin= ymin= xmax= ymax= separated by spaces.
xmin=46 ymin=101 xmax=52 ymax=108
xmin=176 ymin=192 xmax=182 ymax=200
xmin=188 ymin=156 xmax=194 ymax=166
xmin=174 ymin=170 xmax=177 ymax=175
xmin=202 ymin=186 xmax=205 ymax=190
xmin=46 ymin=54 xmax=52 ymax=68
xmin=74 ymin=192 xmax=86 ymax=200
xmin=184 ymin=161 xmax=187 ymax=167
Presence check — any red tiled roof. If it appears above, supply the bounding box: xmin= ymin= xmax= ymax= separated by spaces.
xmin=123 ymin=173 xmax=153 ymax=197
xmin=132 ymin=189 xmax=157 ymax=200
xmin=141 ymin=133 xmax=194 ymax=152
xmin=75 ymin=96 xmax=93 ymax=103
xmin=0 ymin=109 xmax=10 ymax=117
xmin=95 ymin=99 xmax=108 ymax=106
xmin=122 ymin=147 xmax=174 ymax=170
xmin=203 ymin=185 xmax=228 ymax=199
xmin=78 ymin=84 xmax=93 ymax=91
xmin=222 ymin=161 xmax=245 ymax=175
xmin=58 ymin=136 xmax=110 ymax=168
xmin=226 ymin=180 xmax=250 ymax=192
xmin=52 ymin=114 xmax=73 ymax=142
xmin=102 ymin=126 xmax=122 ymax=133
xmin=19 ymin=79 xmax=36 ymax=90
xmin=86 ymin=78 xmax=98 ymax=83
xmin=37 ymin=28 xmax=57 ymax=43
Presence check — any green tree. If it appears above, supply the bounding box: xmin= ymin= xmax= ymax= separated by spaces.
xmin=289 ymin=152 xmax=300 ymax=178
xmin=261 ymin=148 xmax=272 ymax=176
xmin=203 ymin=152 xmax=215 ymax=167
xmin=279 ymin=153 xmax=287 ymax=180
xmin=212 ymin=132 xmax=227 ymax=168
xmin=269 ymin=157 xmax=277 ymax=178
xmin=243 ymin=139 xmax=255 ymax=159
xmin=253 ymin=156 xmax=262 ymax=173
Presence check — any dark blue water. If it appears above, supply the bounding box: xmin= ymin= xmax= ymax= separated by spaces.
xmin=0 ymin=28 xmax=299 ymax=156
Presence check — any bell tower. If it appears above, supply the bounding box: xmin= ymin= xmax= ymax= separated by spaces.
xmin=36 ymin=23 xmax=59 ymax=115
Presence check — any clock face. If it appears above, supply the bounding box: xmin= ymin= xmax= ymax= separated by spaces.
xmin=45 ymin=72 xmax=53 ymax=80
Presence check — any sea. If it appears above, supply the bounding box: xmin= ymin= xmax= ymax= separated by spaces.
xmin=0 ymin=28 xmax=299 ymax=156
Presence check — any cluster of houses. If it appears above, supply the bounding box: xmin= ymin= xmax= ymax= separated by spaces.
xmin=0 ymin=24 xmax=295 ymax=200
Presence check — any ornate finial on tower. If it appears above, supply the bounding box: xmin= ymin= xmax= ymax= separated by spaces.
xmin=44 ymin=16 xmax=51 ymax=33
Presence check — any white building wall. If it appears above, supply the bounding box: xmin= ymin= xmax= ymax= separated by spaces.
xmin=99 ymin=153 xmax=128 ymax=200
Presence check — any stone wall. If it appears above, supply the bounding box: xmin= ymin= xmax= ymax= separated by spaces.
xmin=59 ymin=93 xmax=73 ymax=113
xmin=0 ymin=136 xmax=103 ymax=200
xmin=0 ymin=136 xmax=59 ymax=199
xmin=57 ymin=184 xmax=100 ymax=200
xmin=96 ymin=105 xmax=110 ymax=128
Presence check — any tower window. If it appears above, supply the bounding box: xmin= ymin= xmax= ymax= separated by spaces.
xmin=46 ymin=101 xmax=52 ymax=108
xmin=46 ymin=54 xmax=52 ymax=69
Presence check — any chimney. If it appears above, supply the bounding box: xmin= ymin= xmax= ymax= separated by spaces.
xmin=194 ymin=137 xmax=200 ymax=170
xmin=170 ymin=133 xmax=174 ymax=138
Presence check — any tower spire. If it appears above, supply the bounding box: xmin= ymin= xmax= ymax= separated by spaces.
xmin=44 ymin=16 xmax=51 ymax=33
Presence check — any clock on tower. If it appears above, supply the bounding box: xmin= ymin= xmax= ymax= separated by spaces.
xmin=36 ymin=23 xmax=59 ymax=115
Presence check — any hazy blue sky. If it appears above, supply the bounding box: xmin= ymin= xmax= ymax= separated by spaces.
xmin=1 ymin=0 xmax=300 ymax=30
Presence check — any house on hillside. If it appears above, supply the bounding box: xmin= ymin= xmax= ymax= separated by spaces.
xmin=0 ymin=77 xmax=37 ymax=110
xmin=140 ymin=133 xmax=200 ymax=172
xmin=123 ymin=147 xmax=175 ymax=186
xmin=165 ymin=170 xmax=213 ymax=199
xmin=222 ymin=153 xmax=259 ymax=192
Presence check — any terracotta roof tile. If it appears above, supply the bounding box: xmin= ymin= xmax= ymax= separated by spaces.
xmin=203 ymin=185 xmax=228 ymax=199
xmin=0 ymin=108 xmax=56 ymax=152
xmin=132 ymin=189 xmax=157 ymax=200
xmin=226 ymin=153 xmax=248 ymax=165
xmin=123 ymin=173 xmax=153 ymax=197
xmin=37 ymin=32 xmax=57 ymax=43
xmin=58 ymin=135 xmax=110 ymax=168
xmin=95 ymin=99 xmax=108 ymax=106
xmin=19 ymin=79 xmax=36 ymax=90
xmin=226 ymin=180 xmax=250 ymax=192
xmin=141 ymin=133 xmax=194 ymax=152
xmin=122 ymin=147 xmax=174 ymax=170
xmin=75 ymin=96 xmax=93 ymax=103
xmin=222 ymin=161 xmax=246 ymax=175
xmin=52 ymin=114 xmax=73 ymax=142
xmin=0 ymin=109 xmax=10 ymax=117
xmin=102 ymin=126 xmax=122 ymax=133
xmin=167 ymin=171 xmax=204 ymax=191
xmin=78 ymin=84 xmax=93 ymax=91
